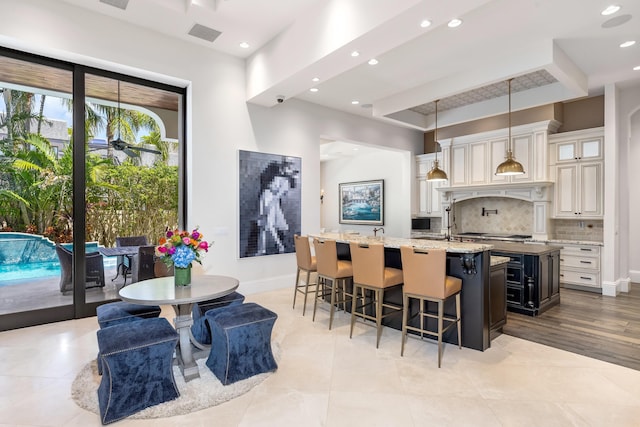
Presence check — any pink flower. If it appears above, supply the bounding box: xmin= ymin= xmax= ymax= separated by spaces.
xmin=182 ymin=237 xmax=191 ymax=245
xmin=168 ymin=246 xmax=176 ymax=255
xmin=191 ymin=231 xmax=200 ymax=240
xmin=199 ymin=241 xmax=209 ymax=251
xmin=166 ymin=231 xmax=173 ymax=238
xmin=158 ymin=246 xmax=167 ymax=253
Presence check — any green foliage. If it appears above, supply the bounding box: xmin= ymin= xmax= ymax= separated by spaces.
xmin=86 ymin=163 xmax=178 ymax=246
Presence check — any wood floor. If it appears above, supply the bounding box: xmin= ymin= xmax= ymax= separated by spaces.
xmin=503 ymin=283 xmax=640 ymax=371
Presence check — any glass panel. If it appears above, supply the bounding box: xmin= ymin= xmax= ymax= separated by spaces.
xmin=581 ymin=139 xmax=600 ymax=158
xmin=0 ymin=54 xmax=74 ymax=314
xmin=558 ymin=143 xmax=575 ymax=161
xmin=84 ymin=74 xmax=181 ymax=302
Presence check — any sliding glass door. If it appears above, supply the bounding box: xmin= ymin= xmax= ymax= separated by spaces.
xmin=0 ymin=48 xmax=185 ymax=330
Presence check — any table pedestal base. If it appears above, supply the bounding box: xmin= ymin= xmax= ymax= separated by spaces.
xmin=174 ymin=304 xmax=200 ymax=382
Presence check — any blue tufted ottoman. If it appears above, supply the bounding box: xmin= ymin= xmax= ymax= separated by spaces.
xmin=96 ymin=301 xmax=162 ymax=375
xmin=96 ymin=301 xmax=161 ymax=329
xmin=190 ymin=291 xmax=245 ymax=345
xmin=205 ymin=302 xmax=278 ymax=385
xmin=97 ymin=317 xmax=179 ymax=425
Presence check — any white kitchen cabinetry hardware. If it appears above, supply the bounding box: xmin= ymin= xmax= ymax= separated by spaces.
xmin=549 ymin=128 xmax=604 ymax=219
xmin=559 ymin=244 xmax=601 ymax=290
xmin=415 ymin=153 xmax=443 ymax=217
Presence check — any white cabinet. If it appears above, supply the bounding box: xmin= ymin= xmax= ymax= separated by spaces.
xmin=489 ymin=135 xmax=533 ymax=184
xmin=415 ymin=154 xmax=444 ymax=217
xmin=559 ymin=244 xmax=601 ymax=289
xmin=550 ymin=128 xmax=604 ymax=219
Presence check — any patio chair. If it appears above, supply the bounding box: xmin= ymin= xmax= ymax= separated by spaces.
xmin=115 ymin=235 xmax=148 ymax=282
xmin=55 ymin=245 xmax=105 ymax=293
xmin=130 ymin=245 xmax=171 ymax=283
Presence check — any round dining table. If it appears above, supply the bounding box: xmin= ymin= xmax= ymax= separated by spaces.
xmin=118 ymin=275 xmax=239 ymax=381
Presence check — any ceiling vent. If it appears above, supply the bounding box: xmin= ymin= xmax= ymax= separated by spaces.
xmin=99 ymin=0 xmax=129 ymax=10
xmin=188 ymin=24 xmax=222 ymax=42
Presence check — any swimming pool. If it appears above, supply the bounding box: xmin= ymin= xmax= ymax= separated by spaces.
xmin=0 ymin=233 xmax=114 ymax=284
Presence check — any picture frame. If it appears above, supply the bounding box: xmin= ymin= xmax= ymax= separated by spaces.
xmin=339 ymin=179 xmax=384 ymax=225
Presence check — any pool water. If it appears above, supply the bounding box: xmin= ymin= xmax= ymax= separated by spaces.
xmin=0 ymin=261 xmax=61 ymax=283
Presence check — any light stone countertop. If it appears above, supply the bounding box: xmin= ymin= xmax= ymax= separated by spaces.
xmin=545 ymin=239 xmax=603 ymax=247
xmin=309 ymin=232 xmax=492 ymax=254
xmin=490 ymin=256 xmax=511 ymax=267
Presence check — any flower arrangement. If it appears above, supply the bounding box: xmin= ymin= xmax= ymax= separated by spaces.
xmin=157 ymin=228 xmax=210 ymax=268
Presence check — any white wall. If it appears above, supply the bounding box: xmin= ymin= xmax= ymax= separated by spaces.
xmin=620 ymin=83 xmax=640 ymax=283
xmin=320 ymin=148 xmax=412 ymax=237
xmin=0 ymin=0 xmax=422 ymax=292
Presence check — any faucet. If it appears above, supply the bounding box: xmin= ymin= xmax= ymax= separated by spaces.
xmin=373 ymin=227 xmax=385 ymax=237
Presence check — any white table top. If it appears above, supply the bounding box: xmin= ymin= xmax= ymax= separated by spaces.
xmin=118 ymin=275 xmax=239 ymax=305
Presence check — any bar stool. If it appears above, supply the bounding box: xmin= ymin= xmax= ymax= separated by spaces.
xmin=292 ymin=235 xmax=317 ymax=315
xmin=399 ymin=246 xmax=462 ymax=367
xmin=312 ymin=238 xmax=353 ymax=330
xmin=349 ymin=242 xmax=403 ymax=348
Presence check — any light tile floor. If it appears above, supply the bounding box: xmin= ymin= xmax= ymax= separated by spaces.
xmin=1 ymin=286 xmax=640 ymax=426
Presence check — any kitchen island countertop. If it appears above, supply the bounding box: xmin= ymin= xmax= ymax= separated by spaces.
xmin=309 ymin=232 xmax=493 ymax=254
xmin=484 ymin=240 xmax=563 ymax=255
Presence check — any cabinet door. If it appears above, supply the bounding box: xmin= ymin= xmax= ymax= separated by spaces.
xmin=511 ymin=135 xmax=533 ymax=182
xmin=579 ymin=162 xmax=603 ymax=217
xmin=469 ymin=142 xmax=487 ymax=185
xmin=451 ymin=145 xmax=467 ymax=186
xmin=554 ymin=164 xmax=578 ymax=217
xmin=579 ymin=138 xmax=602 ymax=160
xmin=557 ymin=142 xmax=577 ymax=162
xmin=538 ymin=255 xmax=550 ymax=306
xmin=418 ymin=178 xmax=429 ymax=214
xmin=429 ymin=180 xmax=442 ymax=215
xmin=490 ymin=139 xmax=508 ymax=183
xmin=490 ymin=265 xmax=507 ymax=330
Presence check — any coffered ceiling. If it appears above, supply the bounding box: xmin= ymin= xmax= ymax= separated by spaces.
xmin=57 ymin=0 xmax=640 ymax=131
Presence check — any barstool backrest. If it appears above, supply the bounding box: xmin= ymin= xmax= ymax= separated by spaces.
xmin=294 ymin=235 xmax=314 ymax=270
xmin=400 ymin=246 xmax=447 ymax=299
xmin=349 ymin=242 xmax=385 ymax=286
xmin=313 ymin=238 xmax=340 ymax=277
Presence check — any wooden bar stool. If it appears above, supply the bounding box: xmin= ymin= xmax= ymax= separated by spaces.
xmin=293 ymin=235 xmax=317 ymax=315
xmin=349 ymin=242 xmax=403 ymax=348
xmin=312 ymin=238 xmax=353 ymax=330
xmin=399 ymin=246 xmax=462 ymax=367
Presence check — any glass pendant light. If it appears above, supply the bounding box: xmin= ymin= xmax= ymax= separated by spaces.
xmin=426 ymin=100 xmax=448 ymax=181
xmin=495 ymin=78 xmax=525 ymax=176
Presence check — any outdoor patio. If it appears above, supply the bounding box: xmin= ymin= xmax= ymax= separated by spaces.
xmin=0 ymin=264 xmax=125 ymax=315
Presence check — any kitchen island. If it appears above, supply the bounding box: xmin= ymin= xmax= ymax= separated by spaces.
xmin=488 ymin=241 xmax=563 ymax=316
xmin=309 ymin=233 xmax=496 ymax=351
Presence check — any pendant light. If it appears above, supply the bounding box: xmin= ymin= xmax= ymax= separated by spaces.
xmin=495 ymin=78 xmax=525 ymax=176
xmin=426 ymin=99 xmax=448 ymax=181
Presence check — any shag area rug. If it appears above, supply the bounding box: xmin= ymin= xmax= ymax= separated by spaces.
xmin=71 ymin=353 xmax=276 ymax=419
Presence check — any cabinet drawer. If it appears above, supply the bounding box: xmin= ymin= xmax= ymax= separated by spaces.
xmin=506 ymin=286 xmax=523 ymax=305
xmin=561 ymin=245 xmax=600 ymax=256
xmin=506 ymin=267 xmax=522 ymax=284
xmin=493 ymin=252 xmax=524 ymax=264
xmin=560 ymin=255 xmax=600 ymax=270
xmin=560 ymin=270 xmax=600 ymax=287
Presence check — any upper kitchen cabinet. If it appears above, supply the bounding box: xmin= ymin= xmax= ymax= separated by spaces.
xmin=440 ymin=121 xmax=558 ymax=188
xmin=549 ymin=127 xmax=604 ymax=219
xmin=414 ymin=153 xmax=444 ymax=217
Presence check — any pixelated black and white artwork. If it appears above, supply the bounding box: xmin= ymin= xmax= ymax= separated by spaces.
xmin=239 ymin=150 xmax=301 ymax=258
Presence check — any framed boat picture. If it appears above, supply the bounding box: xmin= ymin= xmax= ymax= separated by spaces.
xmin=338 ymin=179 xmax=384 ymax=225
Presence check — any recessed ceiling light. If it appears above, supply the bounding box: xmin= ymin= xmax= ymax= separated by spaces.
xmin=351 ymin=100 xmax=359 ymax=105
xmin=351 ymin=51 xmax=360 ymax=57
xmin=448 ymin=18 xmax=462 ymax=28
xmin=420 ymin=19 xmax=432 ymax=28
xmin=620 ymin=40 xmax=636 ymax=48
xmin=310 ymin=88 xmax=318 ymax=92
xmin=368 ymin=58 xmax=379 ymax=65
xmin=312 ymin=77 xmax=320 ymax=82
xmin=601 ymin=5 xmax=621 ymax=16
xmin=239 ymin=42 xmax=250 ymax=48
xmin=634 ymin=65 xmax=640 ymax=71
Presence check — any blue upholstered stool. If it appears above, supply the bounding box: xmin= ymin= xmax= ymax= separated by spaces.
xmin=190 ymin=292 xmax=245 ymax=345
xmin=96 ymin=301 xmax=162 ymax=375
xmin=96 ymin=301 xmax=161 ymax=329
xmin=205 ymin=302 xmax=278 ymax=385
xmin=97 ymin=317 xmax=179 ymax=425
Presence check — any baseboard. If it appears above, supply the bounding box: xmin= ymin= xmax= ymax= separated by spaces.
xmin=629 ymin=270 xmax=640 ymax=284
xmin=619 ymin=277 xmax=631 ymax=293
xmin=601 ymin=280 xmax=619 ymax=297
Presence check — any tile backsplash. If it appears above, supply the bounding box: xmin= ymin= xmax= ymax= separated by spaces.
xmin=551 ymin=219 xmax=603 ymax=242
xmin=454 ymin=197 xmax=532 ymax=235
